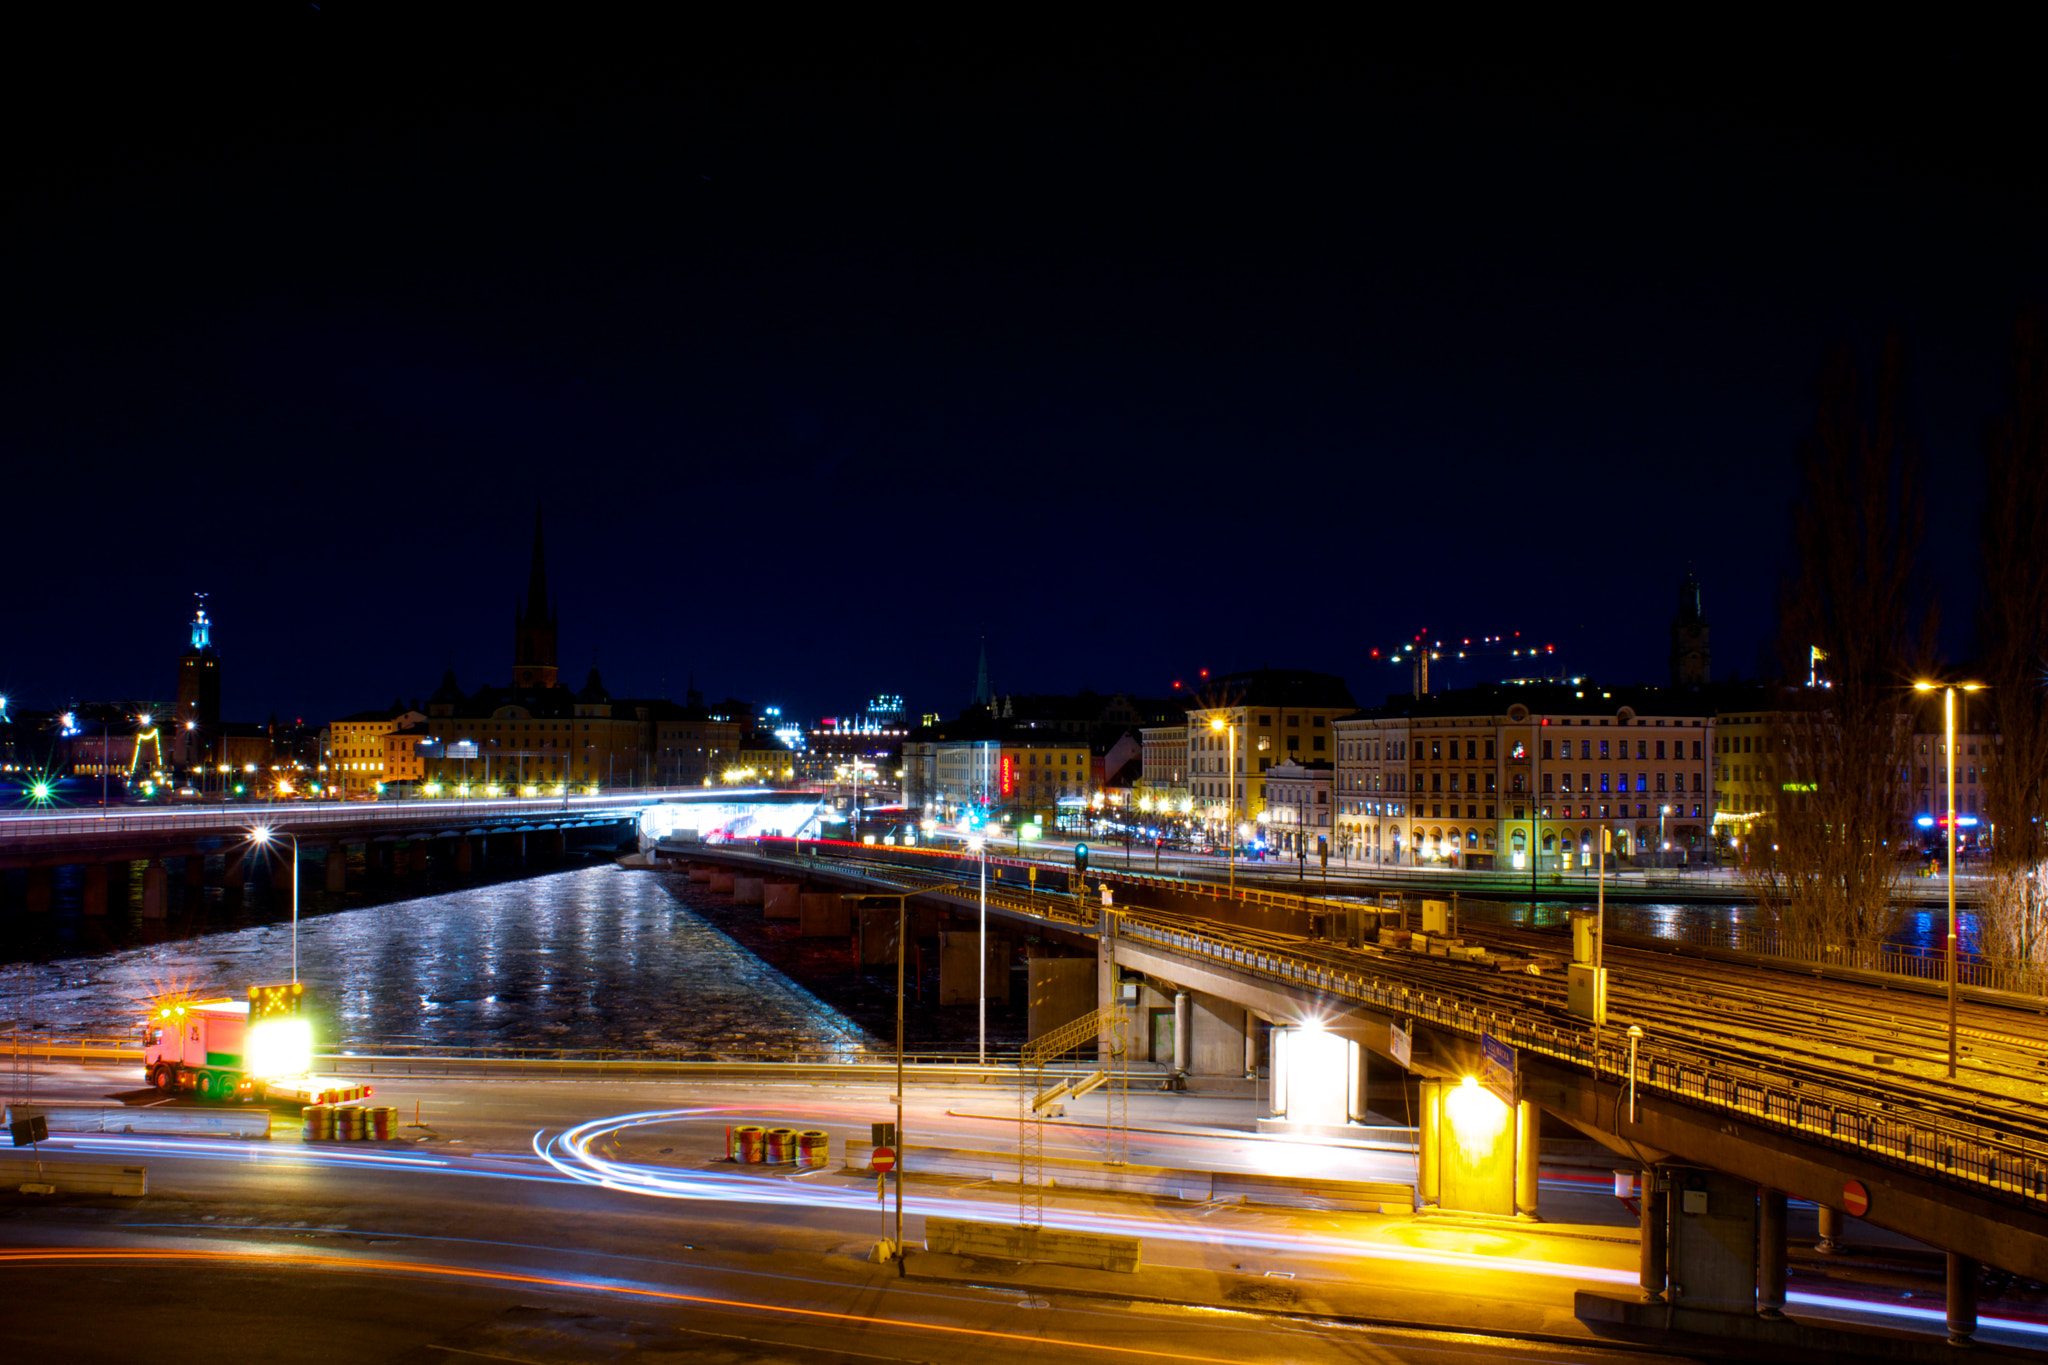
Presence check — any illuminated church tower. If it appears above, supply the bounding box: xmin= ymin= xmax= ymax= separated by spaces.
xmin=175 ymin=594 xmax=221 ymax=766
xmin=514 ymin=507 xmax=559 ymax=690
xmin=1669 ymin=574 xmax=1711 ymax=687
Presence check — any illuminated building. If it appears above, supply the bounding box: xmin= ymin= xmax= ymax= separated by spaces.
xmin=1263 ymin=759 xmax=1332 ymax=855
xmin=329 ymin=701 xmax=426 ymax=798
xmin=1183 ymin=669 xmax=1357 ymax=830
xmin=1335 ymin=683 xmax=1715 ymax=869
xmin=1135 ymin=723 xmax=1188 ymax=813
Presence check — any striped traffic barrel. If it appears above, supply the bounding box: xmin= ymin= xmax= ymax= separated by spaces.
xmin=797 ymin=1130 xmax=830 ymax=1169
xmin=339 ymin=1106 xmax=361 ymax=1141
xmin=765 ymin=1128 xmax=795 ymax=1164
xmin=735 ymin=1125 xmax=766 ymax=1164
xmin=370 ymin=1107 xmax=393 ymax=1140
xmin=302 ymin=1105 xmax=330 ymax=1141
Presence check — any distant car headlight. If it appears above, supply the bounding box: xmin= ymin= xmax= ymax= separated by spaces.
xmin=247 ymin=1018 xmax=312 ymax=1078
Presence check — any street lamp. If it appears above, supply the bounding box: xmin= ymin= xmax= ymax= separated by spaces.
xmin=969 ymin=834 xmax=988 ymax=1065
xmin=1209 ymin=716 xmax=1235 ymax=897
xmin=1914 ymin=679 xmax=1985 ymax=1079
xmin=249 ymin=825 xmax=300 ymax=983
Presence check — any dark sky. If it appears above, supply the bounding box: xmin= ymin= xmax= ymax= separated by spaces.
xmin=5 ymin=22 xmax=2042 ymax=727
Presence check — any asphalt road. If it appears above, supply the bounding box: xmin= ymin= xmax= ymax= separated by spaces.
xmin=3 ymin=1061 xmax=2041 ymax=1362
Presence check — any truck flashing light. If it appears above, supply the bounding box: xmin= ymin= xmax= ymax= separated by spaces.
xmin=247 ymin=1017 xmax=314 ymax=1079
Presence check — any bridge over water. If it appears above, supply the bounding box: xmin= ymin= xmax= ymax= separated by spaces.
xmin=681 ymin=837 xmax=2048 ymax=1344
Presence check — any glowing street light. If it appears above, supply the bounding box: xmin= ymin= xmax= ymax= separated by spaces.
xmin=1209 ymin=715 xmax=1236 ymax=897
xmin=1914 ymin=679 xmax=1986 ymax=1078
xmin=249 ymin=824 xmax=300 ymax=983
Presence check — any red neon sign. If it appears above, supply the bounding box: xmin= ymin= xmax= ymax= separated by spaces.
xmin=1000 ymin=755 xmax=1015 ymax=796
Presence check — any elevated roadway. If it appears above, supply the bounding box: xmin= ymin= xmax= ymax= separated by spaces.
xmin=687 ymin=839 xmax=2048 ymax=1290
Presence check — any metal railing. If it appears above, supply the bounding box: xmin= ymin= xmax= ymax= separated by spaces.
xmin=0 ymin=793 xmax=667 ymax=843
xmin=1633 ymin=920 xmax=2046 ymax=996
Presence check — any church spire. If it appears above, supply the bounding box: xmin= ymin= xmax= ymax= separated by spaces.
xmin=513 ymin=504 xmax=560 ymax=689
xmin=972 ymin=637 xmax=991 ymax=707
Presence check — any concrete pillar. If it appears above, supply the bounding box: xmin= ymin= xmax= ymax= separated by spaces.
xmin=325 ymin=845 xmax=348 ymax=892
xmin=184 ymin=854 xmax=205 ymax=890
xmin=1171 ymin=991 xmax=1190 ymax=1076
xmin=1245 ymin=1014 xmax=1259 ymax=1078
xmin=1639 ymin=1168 xmax=1668 ymax=1301
xmin=1947 ymin=1252 xmax=1978 ymax=1345
xmin=26 ymin=867 xmax=52 ymax=913
xmin=224 ymin=850 xmax=246 ymax=889
xmin=407 ymin=841 xmax=430 ymax=873
xmin=455 ymin=837 xmax=473 ymax=873
xmin=1096 ymin=930 xmax=1117 ymax=1068
xmin=83 ymin=863 xmax=109 ymax=916
xmin=142 ymin=858 xmax=168 ymax=919
xmin=1756 ymin=1186 xmax=1787 ymax=1318
xmin=548 ymin=829 xmax=566 ymax=857
xmin=1816 ymin=1204 xmax=1843 ymax=1254
xmin=518 ymin=833 xmax=528 ymax=861
xmin=1418 ymin=1079 xmax=1441 ymax=1205
xmin=1515 ymin=1099 xmax=1541 ymax=1218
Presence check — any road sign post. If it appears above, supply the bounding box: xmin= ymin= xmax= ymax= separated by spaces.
xmin=1480 ymin=1033 xmax=1517 ymax=1107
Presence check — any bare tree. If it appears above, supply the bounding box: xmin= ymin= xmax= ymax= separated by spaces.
xmin=1755 ymin=339 xmax=1935 ymax=954
xmin=1979 ymin=306 xmax=2048 ymax=969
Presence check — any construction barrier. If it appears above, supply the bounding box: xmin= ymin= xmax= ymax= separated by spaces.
xmin=339 ymin=1106 xmax=361 ymax=1141
xmin=765 ymin=1127 xmax=795 ymax=1164
xmin=370 ymin=1107 xmax=393 ymax=1139
xmin=302 ymin=1105 xmax=333 ymax=1140
xmin=735 ymin=1125 xmax=765 ymax=1164
xmin=797 ymin=1130 xmax=830 ymax=1169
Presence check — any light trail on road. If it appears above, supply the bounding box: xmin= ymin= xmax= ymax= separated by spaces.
xmin=0 ymin=1244 xmax=1261 ymax=1365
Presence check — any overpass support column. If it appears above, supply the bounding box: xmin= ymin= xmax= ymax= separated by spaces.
xmin=1815 ymin=1204 xmax=1843 ymax=1254
xmin=26 ymin=867 xmax=52 ymax=913
xmin=1171 ymin=992 xmax=1190 ymax=1080
xmin=1096 ymin=929 xmax=1116 ymax=1068
xmin=548 ymin=830 xmax=566 ymax=857
xmin=83 ymin=863 xmax=109 ymax=916
xmin=1417 ymin=1079 xmax=1441 ymax=1205
xmin=407 ymin=841 xmax=430 ymax=874
xmin=142 ymin=858 xmax=168 ymax=919
xmin=224 ymin=849 xmax=246 ymax=890
xmin=184 ymin=853 xmax=205 ymax=892
xmin=1947 ymin=1253 xmax=1978 ymax=1345
xmin=455 ymin=837 xmax=473 ymax=873
xmin=1515 ymin=1100 xmax=1540 ymax=1218
xmin=1756 ymin=1186 xmax=1787 ymax=1318
xmin=325 ymin=845 xmax=348 ymax=892
xmin=1638 ymin=1167 xmax=1668 ymax=1301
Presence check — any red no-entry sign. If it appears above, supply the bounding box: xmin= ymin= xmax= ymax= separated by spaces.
xmin=1842 ymin=1180 xmax=1869 ymax=1218
xmin=872 ymin=1146 xmax=897 ymax=1173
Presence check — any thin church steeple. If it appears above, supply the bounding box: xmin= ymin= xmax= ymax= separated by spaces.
xmin=514 ymin=504 xmax=560 ymax=689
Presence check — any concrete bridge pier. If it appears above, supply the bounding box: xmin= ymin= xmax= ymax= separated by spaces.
xmin=406 ymin=841 xmax=430 ymax=874
xmin=1948 ymin=1252 xmax=1978 ymax=1345
xmin=82 ymin=863 xmax=109 ymax=916
xmin=368 ymin=842 xmax=390 ymax=875
xmin=547 ymin=829 xmax=566 ymax=858
xmin=224 ymin=849 xmax=246 ymax=891
xmin=142 ymin=858 xmax=167 ymax=919
xmin=26 ymin=866 xmax=52 ymax=913
xmin=324 ymin=845 xmax=347 ymax=892
xmin=1638 ymin=1168 xmax=1669 ymax=1301
xmin=184 ymin=853 xmax=205 ymax=894
xmin=1757 ymin=1186 xmax=1787 ymax=1318
xmin=1815 ymin=1204 xmax=1843 ymax=1254
xmin=454 ymin=837 xmax=473 ymax=874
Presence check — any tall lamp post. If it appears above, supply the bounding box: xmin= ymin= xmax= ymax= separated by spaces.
xmin=970 ymin=833 xmax=988 ymax=1065
xmin=250 ymin=825 xmax=300 ymax=982
xmin=1914 ymin=680 xmax=1984 ymax=1078
xmin=1209 ymin=716 xmax=1236 ymax=897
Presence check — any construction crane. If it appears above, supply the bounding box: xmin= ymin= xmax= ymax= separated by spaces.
xmin=1371 ymin=631 xmax=1559 ymax=696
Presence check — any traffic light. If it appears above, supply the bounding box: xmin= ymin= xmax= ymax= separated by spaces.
xmin=1074 ymin=843 xmax=1089 ymax=874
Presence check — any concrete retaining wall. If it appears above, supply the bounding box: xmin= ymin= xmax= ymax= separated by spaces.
xmin=924 ymin=1216 xmax=1141 ymax=1273
xmin=763 ymin=881 xmax=801 ymax=919
xmin=5 ymin=1103 xmax=272 ymax=1140
xmin=708 ymin=871 xmax=735 ymax=894
xmin=0 ymin=1157 xmax=148 ymax=1196
xmin=733 ymin=875 xmax=765 ymax=905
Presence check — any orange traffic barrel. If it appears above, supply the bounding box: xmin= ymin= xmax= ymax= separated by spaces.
xmin=765 ymin=1128 xmax=795 ymax=1164
xmin=735 ymin=1125 xmax=766 ymax=1164
xmin=370 ymin=1107 xmax=393 ymax=1140
xmin=302 ymin=1105 xmax=330 ymax=1141
xmin=341 ymin=1106 xmax=363 ymax=1141
xmin=797 ymin=1130 xmax=830 ymax=1169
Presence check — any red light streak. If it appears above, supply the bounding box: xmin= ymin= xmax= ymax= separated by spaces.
xmin=0 ymin=1247 xmax=1253 ymax=1363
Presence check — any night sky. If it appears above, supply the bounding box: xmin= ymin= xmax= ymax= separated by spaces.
xmin=5 ymin=23 xmax=2042 ymax=728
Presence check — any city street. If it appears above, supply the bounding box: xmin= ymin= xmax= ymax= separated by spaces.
xmin=7 ymin=1060 xmax=2046 ymax=1359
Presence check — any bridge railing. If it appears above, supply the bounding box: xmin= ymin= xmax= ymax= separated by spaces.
xmin=0 ymin=795 xmax=664 ymax=843
xmin=1118 ymin=910 xmax=2048 ymax=1212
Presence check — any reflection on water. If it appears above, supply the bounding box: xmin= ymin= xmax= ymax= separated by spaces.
xmin=1 ymin=867 xmax=874 ymax=1057
xmin=1458 ymin=895 xmax=1964 ymax=957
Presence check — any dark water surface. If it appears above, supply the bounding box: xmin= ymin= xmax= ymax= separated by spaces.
xmin=2 ymin=866 xmax=874 ymax=1056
